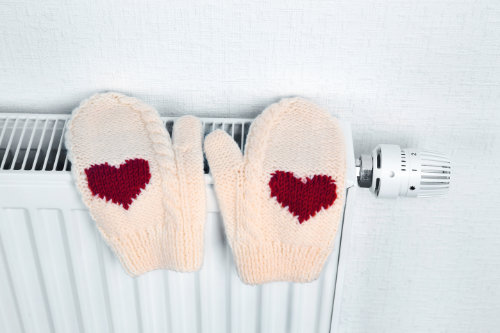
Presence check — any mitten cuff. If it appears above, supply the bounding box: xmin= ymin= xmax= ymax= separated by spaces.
xmin=232 ymin=241 xmax=331 ymax=284
xmin=103 ymin=223 xmax=204 ymax=276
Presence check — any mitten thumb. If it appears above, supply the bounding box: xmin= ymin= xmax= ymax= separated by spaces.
xmin=204 ymin=130 xmax=243 ymax=237
xmin=172 ymin=115 xmax=205 ymax=225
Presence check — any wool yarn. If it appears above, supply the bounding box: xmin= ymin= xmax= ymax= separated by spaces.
xmin=66 ymin=92 xmax=206 ymax=276
xmin=205 ymin=98 xmax=346 ymax=284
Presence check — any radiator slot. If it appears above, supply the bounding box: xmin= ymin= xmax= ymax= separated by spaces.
xmin=0 ymin=115 xmax=251 ymax=172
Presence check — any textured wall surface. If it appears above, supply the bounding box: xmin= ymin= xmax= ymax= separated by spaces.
xmin=1 ymin=0 xmax=499 ymax=332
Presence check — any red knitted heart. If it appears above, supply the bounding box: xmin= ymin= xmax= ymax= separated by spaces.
xmin=84 ymin=158 xmax=151 ymax=210
xmin=269 ymin=170 xmax=337 ymax=223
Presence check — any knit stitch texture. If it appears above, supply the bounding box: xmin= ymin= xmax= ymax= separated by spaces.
xmin=205 ymin=98 xmax=346 ymax=284
xmin=66 ymin=92 xmax=206 ymax=276
xmin=85 ymin=158 xmax=151 ymax=210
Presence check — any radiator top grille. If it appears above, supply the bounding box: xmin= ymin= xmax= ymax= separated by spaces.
xmin=0 ymin=114 xmax=252 ymax=172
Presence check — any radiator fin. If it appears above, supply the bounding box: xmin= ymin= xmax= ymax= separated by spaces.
xmin=0 ymin=114 xmax=251 ymax=172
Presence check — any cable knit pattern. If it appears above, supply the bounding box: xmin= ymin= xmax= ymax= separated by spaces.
xmin=205 ymin=98 xmax=346 ymax=284
xmin=65 ymin=92 xmax=206 ymax=276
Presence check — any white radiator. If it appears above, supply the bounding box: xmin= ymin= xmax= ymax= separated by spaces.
xmin=0 ymin=113 xmax=356 ymax=333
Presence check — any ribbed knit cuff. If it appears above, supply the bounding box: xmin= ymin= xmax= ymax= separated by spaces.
xmin=232 ymin=241 xmax=331 ymax=284
xmin=103 ymin=223 xmax=204 ymax=276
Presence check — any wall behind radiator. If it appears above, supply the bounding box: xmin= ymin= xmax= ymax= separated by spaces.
xmin=1 ymin=0 xmax=499 ymax=332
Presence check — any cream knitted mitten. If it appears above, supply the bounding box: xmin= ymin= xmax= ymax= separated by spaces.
xmin=205 ymin=98 xmax=346 ymax=284
xmin=66 ymin=92 xmax=206 ymax=276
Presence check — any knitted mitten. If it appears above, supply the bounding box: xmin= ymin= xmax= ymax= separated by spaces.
xmin=66 ymin=92 xmax=206 ymax=276
xmin=204 ymin=98 xmax=346 ymax=284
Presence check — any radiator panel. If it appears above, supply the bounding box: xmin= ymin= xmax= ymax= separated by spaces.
xmin=0 ymin=113 xmax=356 ymax=333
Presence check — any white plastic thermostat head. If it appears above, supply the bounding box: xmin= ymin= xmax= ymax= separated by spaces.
xmin=359 ymin=144 xmax=451 ymax=198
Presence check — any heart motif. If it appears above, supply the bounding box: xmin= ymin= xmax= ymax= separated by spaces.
xmin=269 ymin=170 xmax=337 ymax=223
xmin=84 ymin=158 xmax=151 ymax=210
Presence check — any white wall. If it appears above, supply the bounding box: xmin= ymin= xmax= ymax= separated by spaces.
xmin=1 ymin=0 xmax=499 ymax=332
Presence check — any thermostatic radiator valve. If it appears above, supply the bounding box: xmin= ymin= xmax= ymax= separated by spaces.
xmin=356 ymin=144 xmax=451 ymax=198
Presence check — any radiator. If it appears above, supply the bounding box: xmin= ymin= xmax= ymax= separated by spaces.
xmin=0 ymin=113 xmax=356 ymax=333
